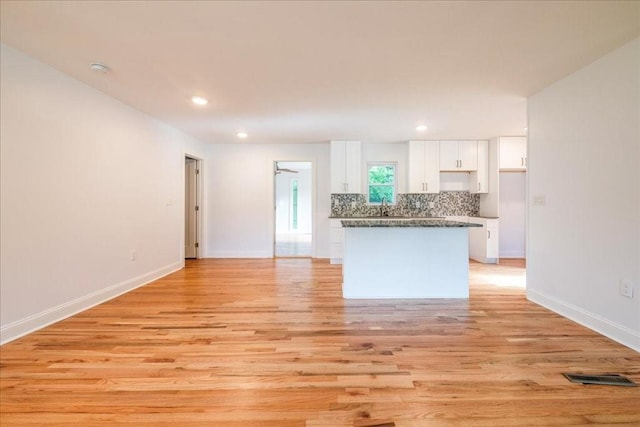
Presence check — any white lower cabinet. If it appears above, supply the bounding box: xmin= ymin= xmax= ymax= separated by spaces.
xmin=468 ymin=217 xmax=499 ymax=264
xmin=330 ymin=219 xmax=344 ymax=264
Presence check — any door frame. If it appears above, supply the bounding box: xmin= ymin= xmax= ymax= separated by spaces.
xmin=272 ymin=160 xmax=315 ymax=258
xmin=184 ymin=154 xmax=203 ymax=261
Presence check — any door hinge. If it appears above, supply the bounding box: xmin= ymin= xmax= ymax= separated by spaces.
xmin=195 ymin=242 xmax=199 ymax=248
xmin=196 ymin=169 xmax=200 ymax=175
xmin=195 ymin=205 xmax=199 ymax=211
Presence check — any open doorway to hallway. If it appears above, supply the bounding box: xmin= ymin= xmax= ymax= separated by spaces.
xmin=499 ymin=171 xmax=526 ymax=262
xmin=274 ymin=161 xmax=312 ymax=257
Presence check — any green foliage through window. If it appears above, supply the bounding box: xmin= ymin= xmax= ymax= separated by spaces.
xmin=368 ymin=164 xmax=396 ymax=204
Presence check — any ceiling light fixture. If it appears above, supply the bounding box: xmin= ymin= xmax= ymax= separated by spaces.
xmin=416 ymin=124 xmax=428 ymax=132
xmin=89 ymin=63 xmax=110 ymax=73
xmin=191 ymin=96 xmax=208 ymax=106
xmin=236 ymin=131 xmax=248 ymax=139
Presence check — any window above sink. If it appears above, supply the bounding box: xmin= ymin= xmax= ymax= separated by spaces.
xmin=367 ymin=162 xmax=397 ymax=205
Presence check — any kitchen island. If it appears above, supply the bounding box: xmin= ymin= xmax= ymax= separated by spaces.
xmin=341 ymin=219 xmax=481 ymax=299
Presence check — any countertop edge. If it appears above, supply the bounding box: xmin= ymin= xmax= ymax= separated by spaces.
xmin=340 ymin=219 xmax=483 ymax=228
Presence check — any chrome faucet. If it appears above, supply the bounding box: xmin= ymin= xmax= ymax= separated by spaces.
xmin=380 ymin=197 xmax=388 ymax=217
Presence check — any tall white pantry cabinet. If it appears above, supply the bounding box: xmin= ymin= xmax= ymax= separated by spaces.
xmin=330 ymin=140 xmax=361 ymax=193
xmin=407 ymin=140 xmax=440 ymax=193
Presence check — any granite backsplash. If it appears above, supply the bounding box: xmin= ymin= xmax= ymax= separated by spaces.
xmin=330 ymin=192 xmax=480 ymax=217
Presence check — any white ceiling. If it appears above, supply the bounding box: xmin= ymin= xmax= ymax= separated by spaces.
xmin=1 ymin=1 xmax=638 ymax=144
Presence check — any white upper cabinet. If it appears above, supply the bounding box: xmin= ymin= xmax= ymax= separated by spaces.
xmin=439 ymin=140 xmax=460 ymax=171
xmin=407 ymin=140 xmax=440 ymax=193
xmin=499 ymin=137 xmax=527 ymax=170
xmin=470 ymin=140 xmax=489 ymax=194
xmin=331 ymin=140 xmax=361 ymax=193
xmin=440 ymin=140 xmax=478 ymax=171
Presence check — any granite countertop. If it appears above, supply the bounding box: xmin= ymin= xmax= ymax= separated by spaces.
xmin=329 ymin=215 xmax=444 ymax=219
xmin=341 ymin=219 xmax=482 ymax=228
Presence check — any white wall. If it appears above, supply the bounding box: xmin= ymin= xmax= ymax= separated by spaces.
xmin=0 ymin=44 xmax=209 ymax=344
xmin=527 ymin=38 xmax=640 ymax=351
xmin=499 ymin=172 xmax=526 ymax=258
xmin=206 ymin=143 xmax=330 ymax=258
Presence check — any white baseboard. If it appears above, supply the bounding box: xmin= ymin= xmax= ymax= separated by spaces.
xmin=527 ymin=289 xmax=640 ymax=352
xmin=0 ymin=261 xmax=182 ymax=345
xmin=204 ymin=250 xmax=272 ymax=258
xmin=499 ymin=251 xmax=526 ymax=258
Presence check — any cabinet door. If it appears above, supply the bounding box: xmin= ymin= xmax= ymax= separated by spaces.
xmin=468 ymin=223 xmax=485 ymax=261
xmin=458 ymin=140 xmax=478 ymax=171
xmin=486 ymin=223 xmax=499 ymax=259
xmin=343 ymin=141 xmax=361 ymax=193
xmin=470 ymin=140 xmax=488 ymax=193
xmin=423 ymin=141 xmax=440 ymax=193
xmin=500 ymin=137 xmax=527 ymax=170
xmin=330 ymin=140 xmax=361 ymax=193
xmin=330 ymin=219 xmax=345 ymax=264
xmin=407 ymin=140 xmax=426 ymax=192
xmin=439 ymin=140 xmax=460 ymax=171
xmin=330 ymin=141 xmax=347 ymax=193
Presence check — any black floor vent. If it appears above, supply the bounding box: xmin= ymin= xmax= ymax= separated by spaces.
xmin=563 ymin=373 xmax=638 ymax=387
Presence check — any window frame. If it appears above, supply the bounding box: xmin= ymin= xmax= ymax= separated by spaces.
xmin=366 ymin=161 xmax=397 ymax=205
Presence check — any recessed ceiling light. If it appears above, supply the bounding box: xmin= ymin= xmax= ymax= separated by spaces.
xmin=191 ymin=96 xmax=208 ymax=106
xmin=90 ymin=63 xmax=110 ymax=73
xmin=236 ymin=132 xmax=248 ymax=139
xmin=416 ymin=125 xmax=428 ymax=132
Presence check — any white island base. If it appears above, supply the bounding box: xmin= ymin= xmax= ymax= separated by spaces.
xmin=342 ymin=226 xmax=470 ymax=299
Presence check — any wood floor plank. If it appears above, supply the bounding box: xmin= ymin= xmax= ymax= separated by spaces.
xmin=1 ymin=258 xmax=639 ymax=426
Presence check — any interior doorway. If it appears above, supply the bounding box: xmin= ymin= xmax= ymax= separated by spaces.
xmin=274 ymin=161 xmax=313 ymax=257
xmin=499 ymin=171 xmax=526 ymax=260
xmin=185 ymin=156 xmax=200 ymax=259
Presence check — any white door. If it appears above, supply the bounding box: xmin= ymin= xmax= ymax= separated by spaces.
xmin=185 ymin=157 xmax=198 ymax=259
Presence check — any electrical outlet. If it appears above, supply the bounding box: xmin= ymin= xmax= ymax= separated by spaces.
xmin=130 ymin=250 xmax=137 ymax=261
xmin=429 ymin=202 xmax=435 ymax=209
xmin=351 ymin=201 xmax=356 ymax=209
xmin=533 ymin=194 xmax=546 ymax=206
xmin=415 ymin=201 xmax=421 ymax=209
xmin=620 ymin=280 xmax=633 ymax=298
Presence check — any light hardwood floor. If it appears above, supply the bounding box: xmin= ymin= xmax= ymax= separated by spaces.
xmin=1 ymin=259 xmax=639 ymax=426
